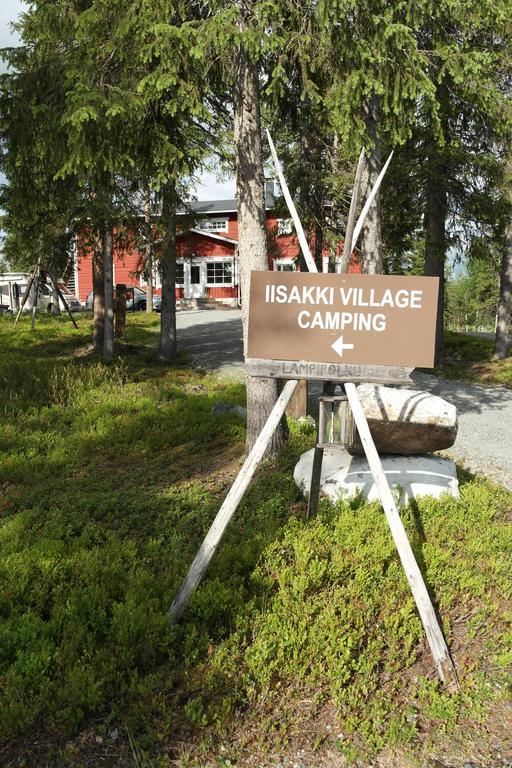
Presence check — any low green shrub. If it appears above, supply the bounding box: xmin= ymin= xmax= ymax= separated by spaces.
xmin=1 ymin=315 xmax=511 ymax=764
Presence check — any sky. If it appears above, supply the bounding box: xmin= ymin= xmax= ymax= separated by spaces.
xmin=0 ymin=0 xmax=235 ymax=201
xmin=1 ymin=0 xmax=24 ymax=66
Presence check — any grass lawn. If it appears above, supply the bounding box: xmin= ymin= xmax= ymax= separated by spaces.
xmin=433 ymin=331 xmax=512 ymax=388
xmin=0 ymin=314 xmax=511 ymax=767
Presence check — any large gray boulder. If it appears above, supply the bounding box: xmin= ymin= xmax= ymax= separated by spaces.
xmin=294 ymin=446 xmax=459 ymax=505
xmin=347 ymin=384 xmax=457 ymax=456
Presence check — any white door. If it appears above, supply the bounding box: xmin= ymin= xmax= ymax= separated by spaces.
xmin=188 ymin=262 xmax=204 ymax=299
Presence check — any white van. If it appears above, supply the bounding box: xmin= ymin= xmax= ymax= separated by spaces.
xmin=0 ymin=272 xmax=81 ymax=313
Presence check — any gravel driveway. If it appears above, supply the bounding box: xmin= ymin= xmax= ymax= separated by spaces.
xmin=411 ymin=371 xmax=512 ymax=489
xmin=178 ymin=308 xmax=512 ymax=489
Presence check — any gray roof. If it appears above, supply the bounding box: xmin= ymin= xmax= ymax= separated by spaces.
xmin=179 ymin=191 xmax=275 ymax=215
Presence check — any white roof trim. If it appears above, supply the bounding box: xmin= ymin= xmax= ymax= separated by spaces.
xmin=180 ymin=228 xmax=238 ymax=245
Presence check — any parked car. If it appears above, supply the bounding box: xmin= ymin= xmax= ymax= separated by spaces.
xmin=0 ymin=272 xmax=81 ymax=313
xmin=85 ymin=286 xmax=161 ymax=312
xmin=47 ymin=283 xmax=82 ymax=313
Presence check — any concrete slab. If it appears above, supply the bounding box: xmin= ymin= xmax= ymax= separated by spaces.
xmin=294 ymin=446 xmax=459 ymax=505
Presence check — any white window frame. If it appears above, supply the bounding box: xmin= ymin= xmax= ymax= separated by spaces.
xmin=205 ymin=256 xmax=234 ymax=287
xmin=277 ymin=218 xmax=293 ymax=236
xmin=140 ymin=264 xmax=162 ymax=289
xmin=175 ymin=261 xmax=185 ymax=286
xmin=273 ymin=259 xmax=296 ymax=272
xmin=197 ymin=217 xmax=228 ymax=233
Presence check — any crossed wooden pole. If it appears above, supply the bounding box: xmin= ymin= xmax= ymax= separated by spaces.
xmin=14 ymin=261 xmax=78 ymax=329
xmin=169 ymin=136 xmax=458 ymax=689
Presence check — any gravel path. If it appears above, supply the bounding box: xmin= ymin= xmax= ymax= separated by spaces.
xmin=176 ymin=307 xmax=245 ymax=379
xmin=411 ymin=371 xmax=512 ymax=490
xmin=177 ymin=308 xmax=512 ymax=489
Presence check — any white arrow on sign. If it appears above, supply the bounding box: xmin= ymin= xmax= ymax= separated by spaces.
xmin=331 ymin=335 xmax=355 ymax=358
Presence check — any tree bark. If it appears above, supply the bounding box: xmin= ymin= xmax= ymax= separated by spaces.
xmin=115 ymin=283 xmax=127 ymax=338
xmin=424 ymin=162 xmax=447 ymax=364
xmin=424 ymin=81 xmax=450 ymax=364
xmin=49 ymin=267 xmax=61 ymax=315
xmin=234 ymin=1 xmax=287 ymax=457
xmin=360 ymin=95 xmax=383 ymax=275
xmin=424 ymin=134 xmax=448 ymax=362
xmin=144 ymin=189 xmax=154 ymax=314
xmin=157 ymin=180 xmax=177 ymax=361
xmin=103 ymin=226 xmax=114 ymax=360
xmin=495 ymin=219 xmax=512 ymax=359
xmin=92 ymin=234 xmax=105 ymax=350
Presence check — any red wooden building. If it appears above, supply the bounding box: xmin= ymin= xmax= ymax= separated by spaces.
xmin=72 ymin=186 xmax=361 ymax=304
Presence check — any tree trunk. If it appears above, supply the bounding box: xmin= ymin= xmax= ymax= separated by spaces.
xmin=157 ymin=180 xmax=177 ymax=361
xmin=424 ymin=81 xmax=450 ymax=364
xmin=103 ymin=226 xmax=114 ymax=360
xmin=495 ymin=219 xmax=512 ymax=359
xmin=115 ymin=283 xmax=127 ymax=338
xmin=49 ymin=267 xmax=61 ymax=315
xmin=92 ymin=234 xmax=105 ymax=350
xmin=314 ymin=221 xmax=324 ymax=271
xmin=234 ymin=1 xmax=287 ymax=457
xmin=144 ymin=189 xmax=154 ymax=314
xmin=360 ymin=95 xmax=383 ymax=275
xmin=424 ymin=163 xmax=447 ymax=364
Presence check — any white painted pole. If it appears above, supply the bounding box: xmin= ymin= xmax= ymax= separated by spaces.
xmin=338 ymin=149 xmax=365 ymax=274
xmin=266 ymin=129 xmax=318 ymax=274
xmin=344 ymin=382 xmax=459 ymax=688
xmin=351 ymin=150 xmax=394 ymax=253
xmin=169 ymin=379 xmax=299 ymax=621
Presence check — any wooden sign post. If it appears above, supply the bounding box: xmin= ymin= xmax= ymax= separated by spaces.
xmin=245 ymin=270 xmax=458 ymax=687
xmin=168 ymin=137 xmax=458 ymax=688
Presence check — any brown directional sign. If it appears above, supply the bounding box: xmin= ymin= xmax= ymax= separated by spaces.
xmin=247 ymin=271 xmax=439 ymax=369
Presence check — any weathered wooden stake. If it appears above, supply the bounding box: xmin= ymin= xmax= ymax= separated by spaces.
xmin=344 ymin=382 xmax=459 ymax=688
xmin=338 ymin=148 xmax=365 ymax=274
xmin=266 ymin=129 xmax=318 ymax=274
xmin=168 ymin=379 xmax=299 ymax=621
xmin=307 ymin=445 xmax=324 ymax=519
xmin=285 ymin=378 xmax=308 ymax=419
xmin=31 ymin=269 xmax=40 ymax=331
xmin=14 ymin=265 xmax=37 ymax=326
xmin=351 ymin=150 xmax=394 ymax=252
xmin=48 ymin=273 xmax=79 ymax=329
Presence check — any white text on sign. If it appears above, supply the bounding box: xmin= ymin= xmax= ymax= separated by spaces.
xmin=264 ymin=284 xmax=424 ymax=309
xmin=264 ymin=284 xmax=424 ymax=334
xmin=248 ymin=273 xmax=439 ymax=369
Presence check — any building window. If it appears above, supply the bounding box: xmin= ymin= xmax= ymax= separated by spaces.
xmin=274 ymin=260 xmax=295 ymax=272
xmin=197 ymin=217 xmax=228 ymax=233
xmin=176 ymin=263 xmax=184 ymax=285
xmin=277 ymin=218 xmax=293 ymax=235
xmin=206 ymin=260 xmax=233 ymax=285
xmin=140 ymin=266 xmax=162 ymax=289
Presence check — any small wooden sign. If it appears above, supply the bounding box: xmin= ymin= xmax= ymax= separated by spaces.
xmin=246 ymin=358 xmax=413 ymax=384
xmin=247 ymin=272 xmax=439 ymax=373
